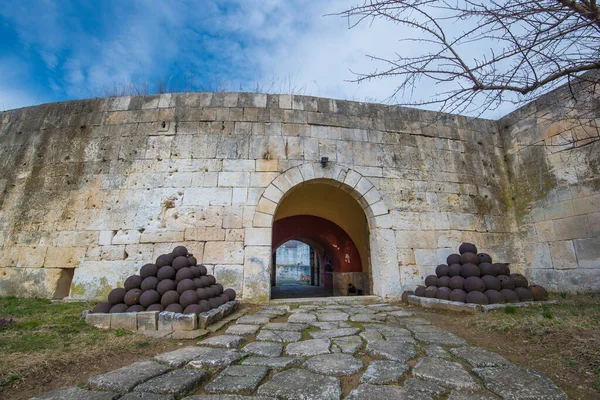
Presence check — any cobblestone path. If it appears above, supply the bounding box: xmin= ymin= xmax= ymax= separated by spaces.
xmin=32 ymin=302 xmax=568 ymax=400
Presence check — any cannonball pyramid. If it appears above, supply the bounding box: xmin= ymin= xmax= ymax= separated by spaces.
xmin=414 ymin=242 xmax=549 ymax=305
xmin=91 ymin=245 xmax=236 ymax=315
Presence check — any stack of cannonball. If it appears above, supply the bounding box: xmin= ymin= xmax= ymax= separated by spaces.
xmin=91 ymin=245 xmax=237 ymax=315
xmin=414 ymin=242 xmax=549 ymax=305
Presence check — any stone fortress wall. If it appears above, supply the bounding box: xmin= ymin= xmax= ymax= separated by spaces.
xmin=0 ymin=85 xmax=598 ymax=302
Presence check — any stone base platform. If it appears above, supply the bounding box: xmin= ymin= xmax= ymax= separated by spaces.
xmin=406 ymin=294 xmax=557 ymax=313
xmin=85 ymin=300 xmax=240 ymax=332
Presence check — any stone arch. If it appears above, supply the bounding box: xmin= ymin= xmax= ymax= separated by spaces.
xmin=243 ymin=162 xmax=401 ymax=303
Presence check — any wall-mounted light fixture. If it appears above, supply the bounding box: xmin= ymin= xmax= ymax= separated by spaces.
xmin=320 ymin=157 xmax=329 ymax=168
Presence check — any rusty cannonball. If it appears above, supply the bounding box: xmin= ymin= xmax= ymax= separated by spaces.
xmin=124 ymin=289 xmax=142 ymax=306
xmin=208 ymin=297 xmax=221 ymax=309
xmin=500 ymin=289 xmax=520 ymax=303
xmin=184 ymin=304 xmax=203 ymax=315
xmin=460 ymin=252 xmax=480 ymax=265
xmin=415 ymin=286 xmax=427 ymax=297
xmin=156 ymin=253 xmax=175 ymax=268
xmin=464 ymin=276 xmax=485 ymax=292
xmin=479 ymin=262 xmax=496 ymax=276
xmin=141 ymin=276 xmax=159 ymax=291
xmin=530 ymin=285 xmax=548 ymax=301
xmin=165 ymin=303 xmax=183 ymax=313
xmin=459 ymin=242 xmax=478 ymax=255
xmin=449 ymin=289 xmax=467 ymax=302
xmin=197 ymin=264 xmax=208 ymax=276
xmin=188 ymin=255 xmax=197 ymax=266
xmin=435 ymin=264 xmax=449 ymax=277
xmin=461 ymin=263 xmax=480 ymax=278
xmin=214 ymin=283 xmax=224 ymax=295
xmin=140 ymin=263 xmax=158 ymax=279
xmin=497 ymin=275 xmax=516 ymax=290
xmin=449 ymin=276 xmax=465 ymax=290
xmin=139 ymin=290 xmax=161 ymax=308
xmin=93 ymin=302 xmax=112 ymax=313
xmin=477 ymin=253 xmax=492 ymax=264
xmin=425 ymin=286 xmax=438 ymax=298
xmin=446 ymin=253 xmax=461 ymax=265
xmin=198 ymin=299 xmax=211 ymax=312
xmin=146 ymin=304 xmax=164 ymax=312
xmin=173 ymin=246 xmax=188 ymax=257
xmin=157 ymin=266 xmax=176 ymax=281
xmin=205 ymin=286 xmax=218 ymax=298
xmin=180 ymin=290 xmax=199 ymax=308
xmin=172 ymin=256 xmax=190 ymax=271
xmin=177 ymin=278 xmax=196 ymax=294
xmin=448 ymin=264 xmax=462 ymax=277
xmin=466 ymin=291 xmax=489 ymax=305
xmin=156 ymin=279 xmax=176 ymax=295
xmin=124 ymin=275 xmax=142 ymax=291
xmin=206 ymin=275 xmax=216 ymax=286
xmin=108 ymin=288 xmax=127 ymax=305
xmin=199 ymin=276 xmax=212 ymax=287
xmin=223 ymin=288 xmax=236 ymax=301
xmin=196 ymin=287 xmax=210 ymax=300
xmin=481 ymin=275 xmax=501 ymax=291
xmin=175 ymin=267 xmax=194 ymax=283
xmin=436 ymin=287 xmax=452 ymax=300
xmin=190 ymin=266 xmax=201 ymax=278
xmin=424 ymin=275 xmax=438 ymax=287
xmin=494 ymin=263 xmax=510 ymax=276
xmin=220 ymin=293 xmax=230 ymax=303
xmin=510 ymin=273 xmax=529 ymax=288
xmin=437 ymin=276 xmax=450 ymax=288
xmin=109 ymin=303 xmax=128 ymax=313
xmin=127 ymin=305 xmax=145 ymax=312
xmin=514 ymin=287 xmax=534 ymax=302
xmin=484 ymin=290 xmax=505 ymax=304
xmin=161 ymin=290 xmax=180 ymax=308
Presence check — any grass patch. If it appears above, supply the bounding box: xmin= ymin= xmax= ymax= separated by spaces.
xmin=504 ymin=305 xmax=516 ymax=315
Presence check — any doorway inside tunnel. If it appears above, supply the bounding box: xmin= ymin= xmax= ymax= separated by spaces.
xmin=270 ymin=181 xmax=370 ymax=300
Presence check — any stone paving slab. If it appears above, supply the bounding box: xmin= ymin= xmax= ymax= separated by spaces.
xmin=316 ymin=312 xmax=349 ymax=322
xmin=331 ymin=335 xmax=363 ymax=354
xmin=447 ymin=391 xmax=496 ymax=400
xmin=304 ymin=353 xmax=363 ymax=376
xmin=155 ymin=346 xmax=211 ymax=368
xmin=30 ymin=387 xmax=120 ymax=400
xmin=241 ymin=341 xmax=283 ymax=357
xmin=359 ymin=330 xmax=383 ymax=342
xmin=450 ymin=346 xmax=511 ymax=368
xmin=407 ymin=326 xmax=467 ymax=346
xmin=309 ymin=327 xmax=360 ymax=339
xmin=473 ymin=365 xmax=568 ymax=399
xmin=120 ymin=393 xmax=175 ymax=400
xmin=412 ymin=358 xmax=480 ymax=391
xmin=366 ymin=340 xmax=416 ymax=362
xmin=424 ymin=345 xmax=450 ymax=359
xmin=309 ymin=321 xmax=351 ymax=330
xmin=198 ymin=335 xmax=245 ymax=348
xmin=349 ymin=314 xmax=386 ymax=322
xmin=286 ymin=338 xmax=330 ymax=357
xmin=287 ymin=312 xmax=316 ymax=323
xmin=256 ymin=368 xmax=341 ymax=400
xmin=88 ymin=360 xmax=171 ymax=393
xmin=346 ymin=384 xmax=430 ymax=400
xmin=183 ymin=395 xmax=275 ymax=399
xmin=360 ymin=360 xmax=409 ymax=384
xmin=256 ymin=329 xmax=301 ymax=342
xmin=362 ymin=324 xmax=413 ymax=339
xmin=236 ymin=316 xmax=271 ymax=325
xmin=186 ymin=348 xmax=242 ymax=368
xmin=241 ymin=356 xmax=303 ymax=369
xmin=403 ymin=378 xmax=446 ymax=397
xmin=206 ymin=366 xmax=270 ymax=394
xmin=262 ymin=322 xmax=309 ymax=331
xmin=226 ymin=324 xmax=260 ymax=336
xmin=387 ymin=310 xmax=415 ymax=317
xmin=134 ymin=369 xmax=208 ymax=397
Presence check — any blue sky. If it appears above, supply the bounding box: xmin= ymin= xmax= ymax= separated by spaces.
xmin=0 ymin=0 xmax=517 ymax=117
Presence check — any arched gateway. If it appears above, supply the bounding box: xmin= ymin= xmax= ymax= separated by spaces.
xmin=243 ymin=162 xmax=401 ymax=303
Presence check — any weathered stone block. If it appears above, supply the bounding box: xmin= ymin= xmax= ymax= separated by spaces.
xmin=86 ymin=313 xmax=111 ymax=330
xmin=137 ymin=311 xmax=158 ymax=331
xmin=110 ymin=312 xmax=137 ymax=331
xmin=171 ymin=313 xmax=197 ymax=331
